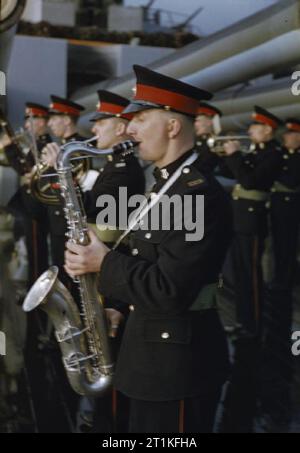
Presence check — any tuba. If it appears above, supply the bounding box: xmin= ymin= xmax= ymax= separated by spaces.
xmin=23 ymin=139 xmax=137 ymax=396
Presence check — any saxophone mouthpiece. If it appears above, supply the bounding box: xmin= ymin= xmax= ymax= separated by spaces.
xmin=113 ymin=140 xmax=139 ymax=155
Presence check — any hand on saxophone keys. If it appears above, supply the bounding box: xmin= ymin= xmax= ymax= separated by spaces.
xmin=64 ymin=228 xmax=110 ymax=277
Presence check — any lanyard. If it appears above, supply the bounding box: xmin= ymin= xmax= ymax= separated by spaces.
xmin=113 ymin=152 xmax=198 ymax=250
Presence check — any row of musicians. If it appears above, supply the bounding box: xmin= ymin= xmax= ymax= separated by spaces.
xmin=1 ymin=96 xmax=300 ymax=338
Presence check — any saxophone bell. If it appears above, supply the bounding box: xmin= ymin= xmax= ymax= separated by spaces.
xmin=22 ymin=139 xmax=138 ymax=397
xmin=23 ymin=266 xmax=113 ymax=397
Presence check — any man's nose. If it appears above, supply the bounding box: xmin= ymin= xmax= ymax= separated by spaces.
xmin=126 ymin=121 xmax=136 ymax=136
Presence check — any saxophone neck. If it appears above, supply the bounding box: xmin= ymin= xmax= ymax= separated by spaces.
xmin=57 ymin=139 xmax=138 ymax=170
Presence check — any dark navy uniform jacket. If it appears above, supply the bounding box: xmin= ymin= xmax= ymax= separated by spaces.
xmin=223 ymin=139 xmax=283 ymax=235
xmin=195 ymin=135 xmax=220 ymax=174
xmin=98 ymin=149 xmax=233 ymax=401
xmin=270 ymin=146 xmax=300 ymax=242
xmin=84 ymin=151 xmax=145 ymax=224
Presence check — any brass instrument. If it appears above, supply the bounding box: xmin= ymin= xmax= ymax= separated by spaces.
xmin=29 ymin=138 xmax=92 ymax=206
xmin=23 ymin=139 xmax=138 ymax=397
xmin=0 ymin=111 xmax=34 ymax=173
xmin=207 ymin=135 xmax=251 ymax=156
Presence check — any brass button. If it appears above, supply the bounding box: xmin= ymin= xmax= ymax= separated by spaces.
xmin=131 ymin=248 xmax=139 ymax=256
xmin=248 ymin=207 xmax=254 ymax=212
xmin=182 ymin=167 xmax=190 ymax=175
xmin=161 ymin=332 xmax=170 ymax=340
xmin=55 ymin=210 xmax=60 ymax=216
xmin=145 ymin=233 xmax=152 ymax=240
xmin=129 ymin=305 xmax=135 ymax=312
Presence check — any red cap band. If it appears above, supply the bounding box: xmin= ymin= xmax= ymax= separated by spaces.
xmin=196 ymin=106 xmax=217 ymax=117
xmin=26 ymin=107 xmax=48 ymax=117
xmin=252 ymin=113 xmax=278 ymax=129
xmin=51 ymin=103 xmax=80 ymax=116
xmin=287 ymin=122 xmax=300 ymax=132
xmin=135 ymin=84 xmax=199 ymax=116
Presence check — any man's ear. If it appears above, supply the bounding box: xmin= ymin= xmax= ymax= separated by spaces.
xmin=116 ymin=121 xmax=127 ymax=137
xmin=63 ymin=115 xmax=72 ymax=127
xmin=168 ymin=117 xmax=182 ymax=139
xmin=264 ymin=125 xmax=273 ymax=136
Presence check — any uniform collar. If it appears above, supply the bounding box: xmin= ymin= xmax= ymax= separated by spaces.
xmin=153 ymin=148 xmax=195 ymax=182
xmin=250 ymin=139 xmax=278 ymax=153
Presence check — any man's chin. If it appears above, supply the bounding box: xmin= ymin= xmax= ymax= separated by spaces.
xmin=137 ymin=146 xmax=149 ymax=160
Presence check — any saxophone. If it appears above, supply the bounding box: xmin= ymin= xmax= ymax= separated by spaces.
xmin=23 ymin=139 xmax=138 ymax=396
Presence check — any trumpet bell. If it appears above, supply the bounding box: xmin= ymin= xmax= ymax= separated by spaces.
xmin=207 ymin=135 xmax=251 ymax=155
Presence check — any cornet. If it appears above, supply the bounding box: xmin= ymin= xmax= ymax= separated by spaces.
xmin=207 ymin=135 xmax=251 ymax=156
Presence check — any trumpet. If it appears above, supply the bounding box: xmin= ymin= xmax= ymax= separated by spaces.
xmin=0 ymin=111 xmax=34 ymax=173
xmin=207 ymin=135 xmax=251 ymax=156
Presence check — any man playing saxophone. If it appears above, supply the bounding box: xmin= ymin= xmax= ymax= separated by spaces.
xmin=41 ymin=90 xmax=145 ymax=432
xmin=64 ymin=65 xmax=232 ymax=433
